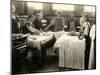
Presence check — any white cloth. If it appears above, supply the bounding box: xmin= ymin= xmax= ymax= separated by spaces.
xmin=47 ymin=31 xmax=74 ymax=40
xmin=88 ymin=24 xmax=96 ymax=69
xmin=54 ymin=34 xmax=86 ymax=69
xmin=53 ymin=31 xmax=68 ymax=40
xmin=27 ymin=34 xmax=54 ymax=50
xmin=83 ymin=22 xmax=90 ymax=36
xmin=89 ymin=25 xmax=96 ymax=40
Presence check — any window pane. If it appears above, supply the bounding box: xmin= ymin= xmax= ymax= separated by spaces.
xmin=84 ymin=6 xmax=95 ymax=12
xmin=53 ymin=4 xmax=74 ymax=11
xmin=27 ymin=2 xmax=43 ymax=10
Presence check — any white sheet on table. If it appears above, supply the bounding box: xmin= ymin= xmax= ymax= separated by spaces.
xmin=54 ymin=34 xmax=86 ymax=69
xmin=47 ymin=31 xmax=70 ymax=40
xmin=27 ymin=34 xmax=53 ymax=50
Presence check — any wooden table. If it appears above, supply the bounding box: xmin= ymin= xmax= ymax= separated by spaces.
xmin=27 ymin=34 xmax=55 ymax=67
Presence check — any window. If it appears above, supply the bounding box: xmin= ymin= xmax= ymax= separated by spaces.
xmin=27 ymin=2 xmax=43 ymax=10
xmin=84 ymin=6 xmax=95 ymax=12
xmin=53 ymin=4 xmax=74 ymax=11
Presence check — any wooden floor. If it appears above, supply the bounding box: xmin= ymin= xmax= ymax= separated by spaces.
xmin=13 ymin=47 xmax=80 ymax=74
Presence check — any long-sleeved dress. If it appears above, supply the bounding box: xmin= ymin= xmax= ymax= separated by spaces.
xmin=23 ymin=21 xmax=40 ymax=35
xmin=46 ymin=17 xmax=65 ymax=32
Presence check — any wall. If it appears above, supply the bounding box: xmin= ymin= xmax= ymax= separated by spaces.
xmin=13 ymin=1 xmax=96 ymax=17
xmin=13 ymin=1 xmax=96 ymax=28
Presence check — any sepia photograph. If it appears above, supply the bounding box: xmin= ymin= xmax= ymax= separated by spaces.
xmin=11 ymin=0 xmax=96 ymax=74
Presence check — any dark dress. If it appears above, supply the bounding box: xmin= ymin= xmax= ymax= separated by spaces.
xmin=83 ymin=22 xmax=91 ymax=69
xmin=41 ymin=18 xmax=50 ymax=30
xmin=33 ymin=19 xmax=42 ymax=30
xmin=12 ymin=15 xmax=20 ymax=33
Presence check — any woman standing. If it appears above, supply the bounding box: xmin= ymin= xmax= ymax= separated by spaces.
xmin=33 ymin=11 xmax=49 ymax=31
xmin=44 ymin=11 xmax=65 ymax=32
xmin=81 ymin=14 xmax=91 ymax=69
xmin=80 ymin=13 xmax=87 ymax=29
xmin=12 ymin=4 xmax=21 ymax=33
xmin=23 ymin=15 xmax=40 ymax=35
xmin=67 ymin=13 xmax=76 ymax=31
